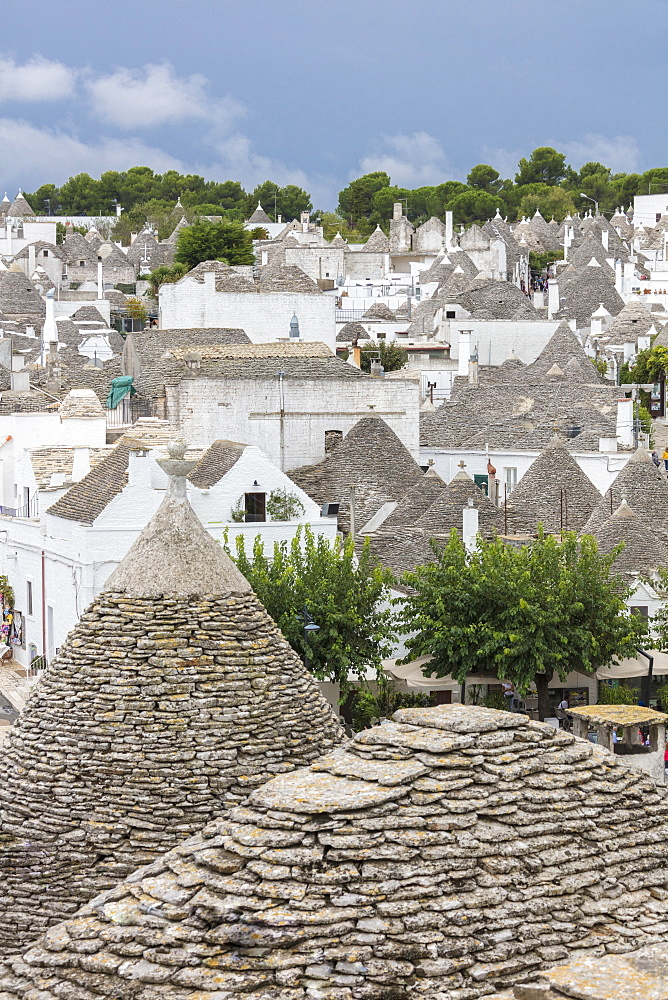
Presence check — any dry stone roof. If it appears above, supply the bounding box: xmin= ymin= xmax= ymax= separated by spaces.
xmin=416 ymin=469 xmax=503 ymax=538
xmin=61 ymin=232 xmax=97 ymax=265
xmin=289 ymin=416 xmax=422 ymax=532
xmin=58 ymin=387 xmax=105 ymax=420
xmin=581 ymin=447 xmax=668 ymax=536
xmin=591 ymin=500 xmax=668 ymax=580
xmin=0 ymin=476 xmax=342 ymax=956
xmin=380 ymin=468 xmax=445 ymax=529
xmin=5 ymin=705 xmax=668 ymax=997
xmin=188 ymin=439 xmax=246 ymax=488
xmin=556 ymin=261 xmax=624 ymax=328
xmin=71 ymin=304 xmax=107 ymax=327
xmin=502 ymin=440 xmax=601 ymax=534
xmin=366 ymin=524 xmax=444 ymax=578
xmin=247 ymin=202 xmax=272 ymax=225
xmin=29 ymin=445 xmax=111 ymax=491
xmin=362 ymin=302 xmax=396 ymax=320
xmin=361 ymin=225 xmax=390 ymax=252
xmin=0 ymin=271 xmax=45 ymax=320
xmin=603 ymin=298 xmax=655 ymax=342
xmin=257 ymin=262 xmax=321 ymax=294
xmin=185 ymin=260 xmax=256 ymax=292
xmin=6 ymin=191 xmax=34 ymax=217
xmin=336 ymin=321 xmax=369 ymax=343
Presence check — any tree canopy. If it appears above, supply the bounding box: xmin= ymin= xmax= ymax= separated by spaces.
xmin=227 ymin=527 xmax=397 ymax=688
xmin=174 ymin=219 xmax=255 ymax=270
xmin=399 ymin=530 xmax=646 ymax=719
xmin=360 ymin=340 xmax=408 ymax=374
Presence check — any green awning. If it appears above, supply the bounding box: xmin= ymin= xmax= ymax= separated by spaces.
xmin=106 ymin=375 xmax=137 ymax=410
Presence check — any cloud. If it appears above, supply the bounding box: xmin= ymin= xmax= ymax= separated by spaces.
xmin=0 ymin=118 xmax=185 ymax=192
xmin=556 ymin=133 xmax=641 ymax=174
xmin=87 ymin=62 xmax=245 ymax=131
xmin=479 ymin=146 xmax=522 ymax=181
xmin=0 ymin=56 xmax=76 ymax=102
xmin=358 ymin=132 xmax=455 ymax=187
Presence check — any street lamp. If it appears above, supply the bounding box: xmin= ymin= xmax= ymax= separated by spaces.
xmin=296 ymin=607 xmax=320 ymax=673
xmin=580 ymin=193 xmax=599 ymax=216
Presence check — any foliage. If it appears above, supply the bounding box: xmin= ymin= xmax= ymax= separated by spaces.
xmin=266 ymin=489 xmax=305 ymax=522
xmin=143 ymin=263 xmax=189 ymax=298
xmin=597 ymin=683 xmax=638 ymax=705
xmin=245 ymin=181 xmax=312 ymax=222
xmin=647 ymin=568 xmax=668 ymax=654
xmin=338 ymin=172 xmax=391 ymax=222
xmin=226 ymin=526 xmax=397 ymax=687
xmin=466 ymin=164 xmax=502 ymax=193
xmin=656 ymin=684 xmax=668 ymax=713
xmin=124 ymin=297 xmax=148 ymax=323
xmin=448 ymin=190 xmax=501 ymax=226
xmin=515 ymin=147 xmax=568 ymax=186
xmin=360 ymin=340 xmax=408 ymax=374
xmin=518 ymin=185 xmax=576 ymax=221
xmin=482 ymin=691 xmax=507 ymax=711
xmin=174 ymin=219 xmax=255 ymax=271
xmin=230 ymin=498 xmax=246 ymax=523
xmin=349 ymin=676 xmax=435 ymax=731
xmin=620 ymin=345 xmax=668 ymax=385
xmin=529 ymin=249 xmax=564 ymax=273
xmin=0 ymin=575 xmax=14 ymax=610
xmin=590 ymin=357 xmax=609 ymax=377
xmin=398 ymin=530 xmax=647 ymax=720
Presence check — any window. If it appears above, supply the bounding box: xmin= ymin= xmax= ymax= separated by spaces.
xmin=446 ymin=310 xmax=456 ymax=319
xmin=504 ymin=467 xmax=518 ymax=493
xmin=631 ymin=606 xmax=649 ymax=618
xmin=43 ymin=250 xmax=49 ymax=257
xmin=79 ymin=260 xmax=85 ymax=267
xmin=26 ymin=581 xmax=33 ymax=617
xmin=244 ymin=492 xmax=266 ymax=522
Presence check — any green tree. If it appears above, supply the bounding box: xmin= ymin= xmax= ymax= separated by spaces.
xmin=466 ymin=164 xmax=502 ymax=193
xmin=515 ymin=147 xmax=568 ymax=186
xmin=24 ymin=183 xmax=60 ymax=215
xmin=517 ymin=185 xmax=576 ymax=221
xmin=371 ymin=185 xmax=411 ymax=222
xmin=57 ymin=172 xmax=101 ymax=214
xmin=143 ymin=263 xmax=189 ymax=298
xmin=641 ymin=168 xmax=668 ymax=196
xmin=245 ymin=181 xmax=312 ymax=222
xmin=337 ymin=172 xmax=391 ymax=224
xmin=399 ymin=530 xmax=646 ymax=720
xmin=360 ymin=340 xmax=408 ymax=373
xmin=448 ymin=189 xmax=501 ymax=225
xmin=620 ymin=345 xmax=668 ymax=385
xmin=227 ymin=526 xmax=397 ymax=688
xmin=174 ymin=219 xmax=255 ymax=270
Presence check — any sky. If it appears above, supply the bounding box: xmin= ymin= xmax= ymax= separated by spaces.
xmin=0 ymin=0 xmax=665 ymax=210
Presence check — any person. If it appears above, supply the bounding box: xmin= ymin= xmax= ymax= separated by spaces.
xmin=557 ymin=695 xmax=570 ymax=730
xmin=502 ymin=680 xmax=518 ymax=712
xmin=662 ymin=447 xmax=668 ymax=472
xmin=652 ymin=450 xmax=661 ymax=468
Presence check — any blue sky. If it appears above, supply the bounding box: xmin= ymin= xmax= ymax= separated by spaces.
xmin=0 ymin=0 xmax=665 ymax=209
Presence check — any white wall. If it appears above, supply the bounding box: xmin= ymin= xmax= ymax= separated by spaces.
xmin=168 ymin=374 xmax=421 ymax=469
xmin=420 ymin=446 xmax=630 ymax=495
xmin=633 ymin=194 xmax=668 ymax=228
xmin=159 ymin=273 xmax=336 ymax=349
xmin=448 ymin=320 xmax=560 ymax=366
xmin=0 ymin=447 xmax=338 ymax=668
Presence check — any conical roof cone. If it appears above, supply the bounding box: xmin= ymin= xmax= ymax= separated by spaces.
xmin=5 ymin=705 xmax=668 ymax=999
xmin=592 ymin=499 xmax=668 ymax=579
xmin=502 ymin=441 xmax=601 ymax=534
xmin=581 ymin=446 xmax=668 ymax=536
xmin=416 ymin=468 xmax=503 ymax=537
xmin=381 ymin=467 xmax=445 ymax=529
xmin=0 ymin=452 xmax=343 ymax=956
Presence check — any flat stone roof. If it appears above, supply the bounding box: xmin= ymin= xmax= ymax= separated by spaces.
xmin=568 ymin=704 xmax=668 ymax=726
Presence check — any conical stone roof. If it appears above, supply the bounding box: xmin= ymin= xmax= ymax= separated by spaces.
xmin=581 ymin=447 xmax=668 ymax=536
xmin=289 ymin=416 xmax=422 ymax=532
xmin=591 ymin=500 xmax=668 ymax=580
xmin=381 ymin=467 xmax=446 ymax=528
xmin=247 ymin=202 xmax=272 ymax=225
xmin=503 ymin=440 xmax=601 ymax=534
xmin=0 ymin=458 xmax=343 ymax=955
xmin=4 ymin=705 xmax=668 ymax=999
xmin=416 ymin=469 xmax=503 ymax=538
xmin=361 ymin=225 xmax=390 ymax=252
xmin=7 ymin=190 xmax=34 ymax=217
xmin=362 ymin=301 xmax=395 ymax=320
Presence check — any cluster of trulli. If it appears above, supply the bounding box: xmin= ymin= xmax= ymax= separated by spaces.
xmin=0 ymin=442 xmax=343 ymax=956
xmin=3 ymin=704 xmax=668 ymax=997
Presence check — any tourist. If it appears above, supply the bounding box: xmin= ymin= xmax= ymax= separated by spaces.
xmin=652 ymin=450 xmax=661 ymax=467
xmin=502 ymin=680 xmax=518 ymax=712
xmin=662 ymin=447 xmax=668 ymax=471
xmin=557 ymin=695 xmax=570 ymax=730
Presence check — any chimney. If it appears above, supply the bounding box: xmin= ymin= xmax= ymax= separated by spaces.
xmin=10 ymin=369 xmax=30 ymax=392
xmin=547 ymin=281 xmax=559 ymax=319
xmin=277 ymin=215 xmax=282 ymax=224
xmin=370 ymin=360 xmax=384 ymax=377
xmin=468 ymin=345 xmax=479 ymax=386
xmin=5 ymin=221 xmax=11 ymax=254
xmin=616 ymin=398 xmax=634 ymax=447
xmin=289 ymin=314 xmax=300 ymax=338
xmin=462 ymin=501 xmax=479 ymax=553
xmin=601 ymin=229 xmax=609 ymax=251
xmin=71 ymin=447 xmax=90 ymax=482
xmin=42 ymin=287 xmax=56 ymax=359
xmin=127 ymin=448 xmax=153 ymax=488
xmin=28 ymin=244 xmax=35 ymax=276
xmin=458 ymin=330 xmax=471 ymax=376
xmin=393 ymin=202 xmax=403 ymax=221
xmin=301 ymin=211 xmax=310 ymax=232
xmin=116 ymin=202 xmax=122 ymax=217
xmin=445 ymin=210 xmax=453 ymax=249
xmin=351 ymin=343 xmax=362 ymax=368
xmin=46 ymin=340 xmax=60 ymax=394
xmin=97 ymin=261 xmax=103 ymax=299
